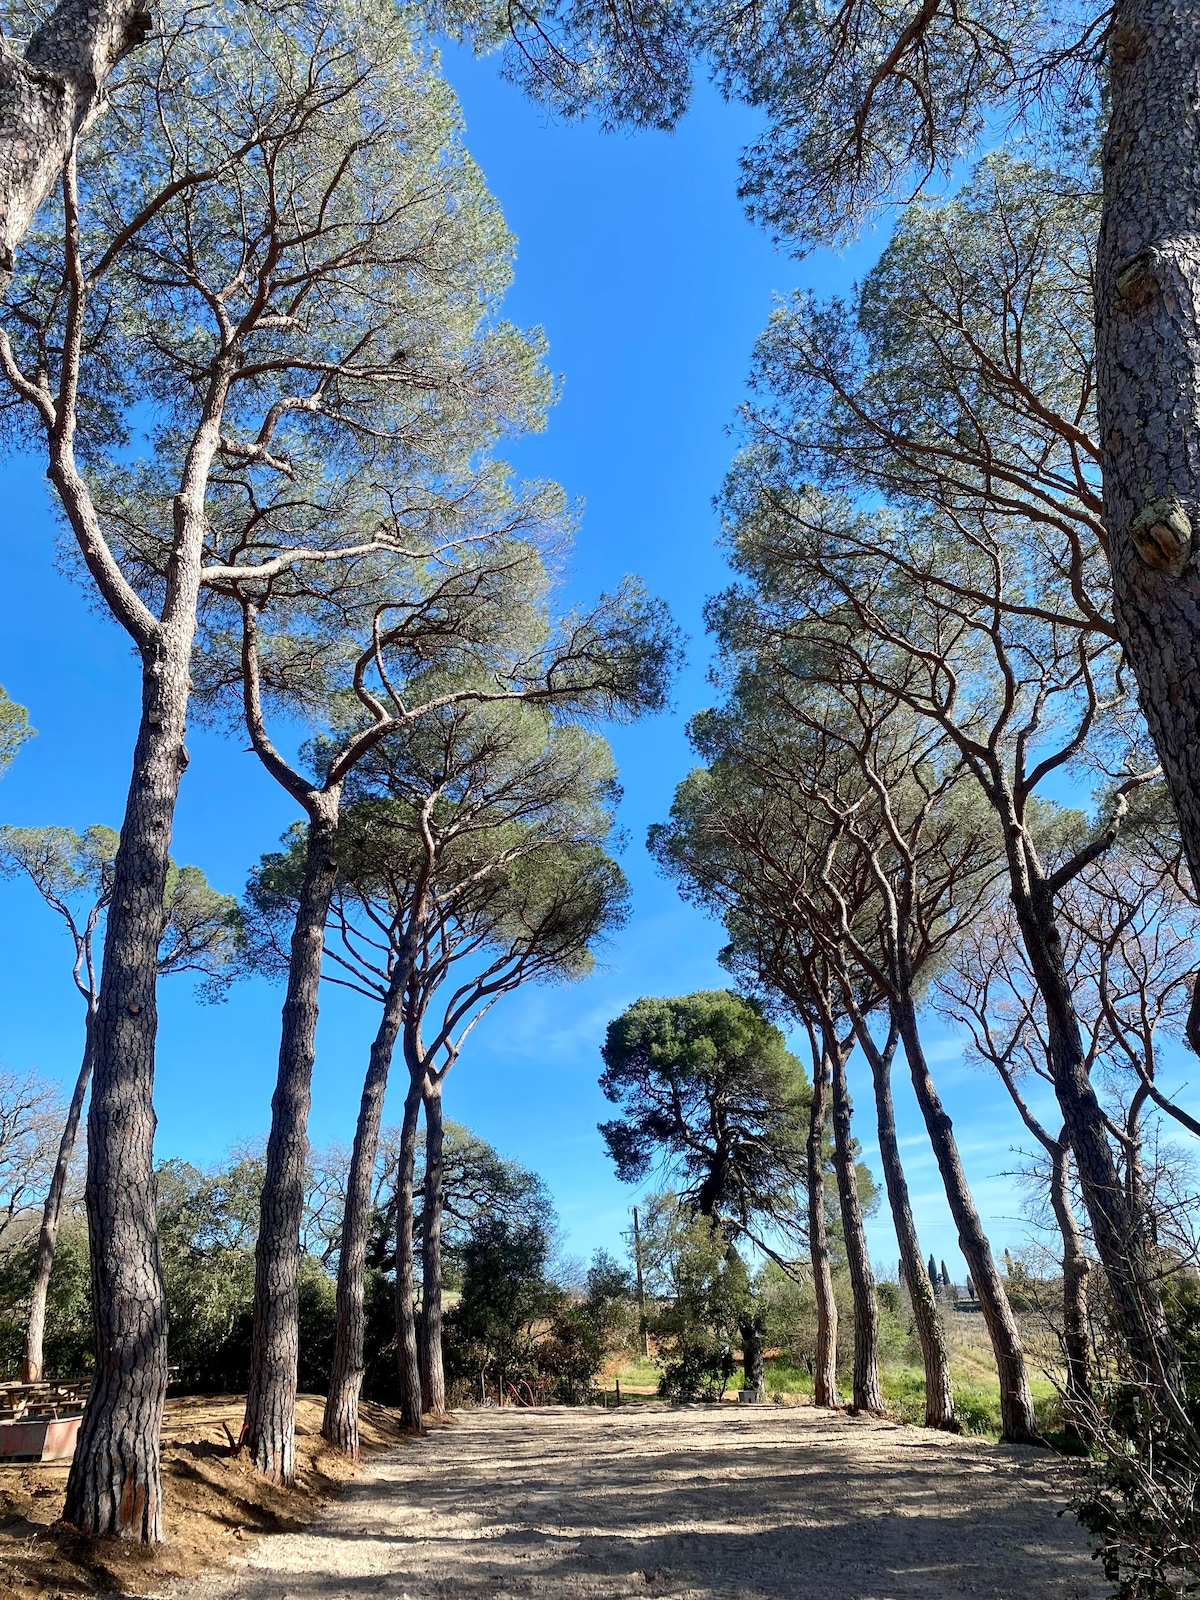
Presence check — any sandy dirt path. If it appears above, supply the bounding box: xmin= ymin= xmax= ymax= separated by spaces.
xmin=190 ymin=1403 xmax=1104 ymax=1600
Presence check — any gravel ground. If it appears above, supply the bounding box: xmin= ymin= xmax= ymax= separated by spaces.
xmin=190 ymin=1402 xmax=1106 ymax=1600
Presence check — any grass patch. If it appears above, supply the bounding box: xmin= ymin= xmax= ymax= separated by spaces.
xmin=608 ymin=1314 xmax=1066 ymax=1437
xmin=879 ymin=1364 xmax=1061 ymax=1436
xmin=762 ymin=1352 xmax=1062 ymax=1438
xmin=608 ymin=1355 xmax=663 ymax=1392
xmin=762 ymin=1358 xmax=815 ymax=1396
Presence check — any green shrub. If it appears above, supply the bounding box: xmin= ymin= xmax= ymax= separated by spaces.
xmin=0 ymin=1221 xmax=92 ymax=1378
xmin=538 ymin=1304 xmax=605 ymax=1403
xmin=650 ymin=1213 xmax=752 ymax=1401
xmin=0 ymin=1160 xmax=339 ymax=1394
xmin=444 ymin=1216 xmax=607 ymax=1402
xmin=1069 ymin=1273 xmax=1200 ymax=1596
xmin=658 ymin=1330 xmax=736 ymax=1401
xmin=953 ymin=1387 xmax=1002 ymax=1436
xmin=875 ymin=1280 xmax=903 ymax=1316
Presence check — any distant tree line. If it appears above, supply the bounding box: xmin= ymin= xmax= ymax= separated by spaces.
xmin=0 ymin=1121 xmax=627 ymax=1409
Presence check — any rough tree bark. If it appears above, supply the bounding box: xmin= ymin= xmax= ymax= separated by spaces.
xmin=805 ymin=1047 xmax=839 ymax=1408
xmin=393 ymin=1080 xmax=424 ymax=1431
xmin=22 ymin=1007 xmax=93 ymax=1383
xmin=1049 ymin=1141 xmax=1091 ymax=1411
xmin=60 ymin=325 xmax=230 ymax=1533
xmin=852 ymin=1015 xmax=955 ymax=1429
xmin=63 ymin=643 xmax=196 ymax=1539
xmin=419 ymin=1076 xmax=447 ymax=1417
xmin=893 ymin=992 xmax=1039 ymax=1444
xmin=1097 ymin=0 xmax=1200 ymax=932
xmin=1097 ymin=2 xmax=1200 ymax=1409
xmin=322 ymin=967 xmax=407 ymax=1457
xmin=827 ymin=1029 xmax=884 ymax=1414
xmin=245 ymin=797 xmax=342 ymax=1485
xmin=0 ymin=0 xmax=149 ymax=284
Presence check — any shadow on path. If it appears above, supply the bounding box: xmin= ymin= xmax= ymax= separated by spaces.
xmin=192 ymin=1403 xmax=1104 ymax=1600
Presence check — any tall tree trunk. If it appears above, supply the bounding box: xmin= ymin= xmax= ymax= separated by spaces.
xmin=63 ymin=646 xmax=192 ymax=1540
xmin=393 ymin=1079 xmax=424 ymax=1430
xmin=740 ymin=1314 xmax=766 ymax=1398
xmin=1125 ymin=1085 xmax=1150 ymax=1224
xmin=419 ymin=1077 xmax=446 ymax=1417
xmin=56 ymin=301 xmax=229 ymax=1542
xmin=23 ymin=1006 xmax=93 ymax=1383
xmin=1096 ymin=0 xmax=1200 ymax=1406
xmin=805 ymin=1047 xmax=839 ymax=1408
xmin=856 ymin=1018 xmax=955 ymax=1430
xmin=1097 ymin=0 xmax=1200 ymax=954
xmin=827 ymin=1031 xmax=883 ymax=1414
xmin=245 ymin=797 xmax=341 ymax=1485
xmin=894 ymin=992 xmax=1039 ymax=1444
xmin=1049 ymin=1140 xmax=1091 ymax=1412
xmin=322 ymin=968 xmax=406 ymax=1457
xmin=1012 ymin=879 xmax=1182 ymax=1396
xmin=0 ymin=0 xmax=149 ymax=286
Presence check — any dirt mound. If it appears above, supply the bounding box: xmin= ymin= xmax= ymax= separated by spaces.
xmin=0 ymin=1393 xmax=403 ymax=1598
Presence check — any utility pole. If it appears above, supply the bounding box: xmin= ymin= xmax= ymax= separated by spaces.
xmin=632 ymin=1206 xmax=649 ymax=1360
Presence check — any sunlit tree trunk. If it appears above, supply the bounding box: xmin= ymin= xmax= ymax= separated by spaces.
xmin=393 ymin=1080 xmax=424 ymax=1430
xmin=805 ymin=1048 xmax=839 ymax=1408
xmin=1098 ymin=0 xmax=1200 ymax=973
xmin=856 ymin=1019 xmax=955 ymax=1430
xmin=1011 ymin=872 xmax=1181 ymax=1396
xmin=245 ymin=796 xmax=341 ymax=1485
xmin=1049 ymin=1141 xmax=1091 ymax=1412
xmin=322 ymin=968 xmax=406 ymax=1456
xmin=1095 ymin=0 xmax=1200 ymax=1411
xmin=60 ymin=334 xmax=232 ymax=1530
xmin=419 ymin=1077 xmax=447 ymax=1416
xmin=893 ymin=992 xmax=1038 ymax=1444
xmin=63 ymin=645 xmax=192 ymax=1540
xmin=828 ymin=1030 xmax=883 ymax=1414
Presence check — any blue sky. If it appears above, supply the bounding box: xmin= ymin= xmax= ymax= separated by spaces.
xmin=0 ymin=48 xmax=1113 ymax=1281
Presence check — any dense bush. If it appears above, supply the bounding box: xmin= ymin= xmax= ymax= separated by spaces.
xmin=650 ymin=1213 xmax=752 ymax=1401
xmin=443 ymin=1216 xmax=609 ymax=1403
xmin=0 ymin=1157 xmax=338 ymax=1391
xmin=0 ymin=1129 xmax=600 ymax=1406
xmin=0 ymin=1219 xmax=91 ymax=1378
xmin=536 ymin=1304 xmax=606 ymax=1404
xmin=1071 ymin=1272 xmax=1200 ymax=1598
xmin=583 ymin=1251 xmax=640 ymax=1353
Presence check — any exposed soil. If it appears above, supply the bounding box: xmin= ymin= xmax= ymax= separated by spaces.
xmin=191 ymin=1402 xmax=1105 ymax=1600
xmin=0 ymin=1393 xmax=403 ymax=1599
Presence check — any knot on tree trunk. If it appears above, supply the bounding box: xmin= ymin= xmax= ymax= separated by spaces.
xmin=1130 ymin=495 xmax=1193 ymax=577
xmin=1109 ymin=22 xmax=1146 ymax=66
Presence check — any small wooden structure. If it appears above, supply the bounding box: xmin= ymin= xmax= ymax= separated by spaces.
xmin=0 ymin=1380 xmax=88 ymax=1462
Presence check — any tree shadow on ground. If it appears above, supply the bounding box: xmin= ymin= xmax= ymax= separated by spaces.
xmin=204 ymin=1406 xmax=1103 ymax=1600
